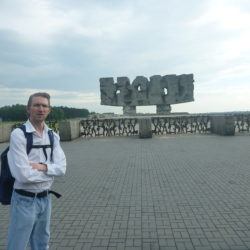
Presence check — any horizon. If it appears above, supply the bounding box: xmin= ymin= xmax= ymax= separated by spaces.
xmin=0 ymin=102 xmax=249 ymax=116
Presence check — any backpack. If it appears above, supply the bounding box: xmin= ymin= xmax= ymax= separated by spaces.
xmin=0 ymin=124 xmax=54 ymax=205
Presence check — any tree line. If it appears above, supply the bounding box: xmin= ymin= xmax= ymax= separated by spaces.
xmin=0 ymin=104 xmax=90 ymax=121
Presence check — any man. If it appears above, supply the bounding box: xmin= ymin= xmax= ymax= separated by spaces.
xmin=7 ymin=92 xmax=66 ymax=250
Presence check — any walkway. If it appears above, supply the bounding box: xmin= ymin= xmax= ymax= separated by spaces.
xmin=1 ymin=134 xmax=250 ymax=249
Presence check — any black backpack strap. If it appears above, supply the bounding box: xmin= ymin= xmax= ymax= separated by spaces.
xmin=18 ymin=125 xmax=54 ymax=160
xmin=31 ymin=145 xmax=49 ymax=161
xmin=19 ymin=125 xmax=33 ymax=155
xmin=48 ymin=130 xmax=54 ymax=161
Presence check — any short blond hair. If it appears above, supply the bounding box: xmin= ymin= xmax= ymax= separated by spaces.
xmin=27 ymin=92 xmax=50 ymax=107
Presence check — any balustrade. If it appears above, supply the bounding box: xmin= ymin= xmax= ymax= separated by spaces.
xmin=6 ymin=113 xmax=249 ymax=141
xmin=234 ymin=113 xmax=250 ymax=133
xmin=80 ymin=118 xmax=138 ymax=137
xmin=80 ymin=113 xmax=250 ymax=138
xmin=151 ymin=115 xmax=211 ymax=135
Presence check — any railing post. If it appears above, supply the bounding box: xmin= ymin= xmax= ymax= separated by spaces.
xmin=0 ymin=122 xmax=14 ymax=143
xmin=58 ymin=119 xmax=80 ymax=141
xmin=210 ymin=115 xmax=235 ymax=136
xmin=139 ymin=118 xmax=152 ymax=138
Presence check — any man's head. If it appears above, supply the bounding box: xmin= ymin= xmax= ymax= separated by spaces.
xmin=27 ymin=92 xmax=51 ymax=124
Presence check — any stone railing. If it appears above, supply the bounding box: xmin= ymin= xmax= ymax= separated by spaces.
xmin=0 ymin=122 xmax=14 ymax=143
xmin=79 ymin=115 xmax=211 ymax=138
xmin=12 ymin=121 xmax=59 ymax=133
xmin=234 ymin=113 xmax=250 ymax=133
xmin=0 ymin=113 xmax=249 ymax=143
xmin=0 ymin=121 xmax=59 ymax=143
xmin=80 ymin=118 xmax=138 ymax=137
xmin=79 ymin=113 xmax=250 ymax=138
xmin=151 ymin=115 xmax=211 ymax=135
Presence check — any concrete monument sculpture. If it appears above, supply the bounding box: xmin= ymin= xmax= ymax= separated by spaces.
xmin=100 ymin=74 xmax=194 ymax=115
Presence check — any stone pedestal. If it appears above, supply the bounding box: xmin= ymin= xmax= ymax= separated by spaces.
xmin=123 ymin=106 xmax=136 ymax=116
xmin=211 ymin=115 xmax=235 ymax=136
xmin=156 ymin=104 xmax=171 ymax=115
xmin=58 ymin=120 xmax=81 ymax=141
xmin=0 ymin=122 xmax=14 ymax=143
xmin=139 ymin=118 xmax=152 ymax=138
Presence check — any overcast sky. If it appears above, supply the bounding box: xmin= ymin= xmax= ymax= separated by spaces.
xmin=0 ymin=0 xmax=249 ymax=114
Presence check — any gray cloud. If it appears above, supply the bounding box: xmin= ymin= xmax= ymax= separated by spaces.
xmin=0 ymin=0 xmax=249 ymax=112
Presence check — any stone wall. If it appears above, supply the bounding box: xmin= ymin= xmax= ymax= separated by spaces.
xmin=58 ymin=119 xmax=81 ymax=141
xmin=0 ymin=120 xmax=81 ymax=143
xmin=0 ymin=123 xmax=14 ymax=143
xmin=210 ymin=115 xmax=235 ymax=136
xmin=0 ymin=114 xmax=247 ymax=143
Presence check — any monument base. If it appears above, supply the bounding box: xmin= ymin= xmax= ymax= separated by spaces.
xmin=123 ymin=106 xmax=136 ymax=116
xmin=156 ymin=105 xmax=171 ymax=115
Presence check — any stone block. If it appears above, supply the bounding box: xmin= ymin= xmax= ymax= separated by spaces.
xmin=0 ymin=123 xmax=14 ymax=143
xmin=210 ymin=115 xmax=235 ymax=136
xmin=100 ymin=74 xmax=194 ymax=107
xmin=139 ymin=118 xmax=152 ymax=138
xmin=59 ymin=119 xmax=80 ymax=141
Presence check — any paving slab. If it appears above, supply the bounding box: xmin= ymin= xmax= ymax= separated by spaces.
xmin=1 ymin=134 xmax=250 ymax=249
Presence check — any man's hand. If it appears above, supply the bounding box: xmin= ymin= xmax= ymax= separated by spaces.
xmin=30 ymin=163 xmax=48 ymax=172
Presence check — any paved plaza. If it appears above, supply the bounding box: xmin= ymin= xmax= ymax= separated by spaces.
xmin=1 ymin=134 xmax=250 ymax=250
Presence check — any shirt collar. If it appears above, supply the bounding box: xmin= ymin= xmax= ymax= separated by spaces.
xmin=25 ymin=119 xmax=51 ymax=133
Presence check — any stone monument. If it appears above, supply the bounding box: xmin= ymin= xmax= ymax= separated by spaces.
xmin=100 ymin=74 xmax=194 ymax=115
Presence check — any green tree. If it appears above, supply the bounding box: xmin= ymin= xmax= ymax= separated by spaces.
xmin=0 ymin=104 xmax=90 ymax=121
xmin=47 ymin=107 xmax=65 ymax=121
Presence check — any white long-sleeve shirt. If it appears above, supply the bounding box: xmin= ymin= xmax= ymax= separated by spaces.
xmin=7 ymin=120 xmax=66 ymax=192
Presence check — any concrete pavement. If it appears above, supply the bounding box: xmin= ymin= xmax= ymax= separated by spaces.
xmin=1 ymin=134 xmax=250 ymax=250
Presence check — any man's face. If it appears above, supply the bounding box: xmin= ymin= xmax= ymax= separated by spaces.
xmin=27 ymin=96 xmax=51 ymax=123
